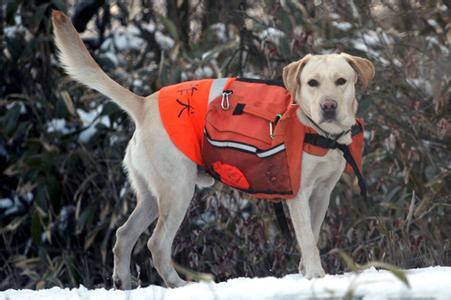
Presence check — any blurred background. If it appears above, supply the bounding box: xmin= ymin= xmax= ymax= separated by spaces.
xmin=0 ymin=0 xmax=449 ymax=290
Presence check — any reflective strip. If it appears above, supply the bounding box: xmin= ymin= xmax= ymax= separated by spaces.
xmin=205 ymin=134 xmax=286 ymax=158
xmin=208 ymin=78 xmax=229 ymax=103
xmin=256 ymin=144 xmax=286 ymax=158
xmin=206 ymin=136 xmax=257 ymax=152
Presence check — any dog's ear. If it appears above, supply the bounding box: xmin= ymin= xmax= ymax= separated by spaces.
xmin=341 ymin=53 xmax=375 ymax=89
xmin=283 ymin=54 xmax=312 ymax=99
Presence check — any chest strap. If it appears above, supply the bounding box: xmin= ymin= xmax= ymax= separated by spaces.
xmin=303 ymin=124 xmax=367 ymax=200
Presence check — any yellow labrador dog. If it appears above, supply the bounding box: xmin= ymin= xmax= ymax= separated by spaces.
xmin=52 ymin=11 xmax=374 ymax=289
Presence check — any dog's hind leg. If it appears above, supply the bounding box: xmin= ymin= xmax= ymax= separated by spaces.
xmin=147 ymin=168 xmax=196 ymax=288
xmin=113 ymin=162 xmax=158 ymax=290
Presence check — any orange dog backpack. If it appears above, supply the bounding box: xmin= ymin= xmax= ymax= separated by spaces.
xmin=158 ymin=78 xmax=365 ymax=199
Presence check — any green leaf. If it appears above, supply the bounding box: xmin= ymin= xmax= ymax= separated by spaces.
xmin=6 ymin=36 xmax=24 ymax=62
xmin=21 ymin=38 xmax=38 ymax=62
xmin=334 ymin=249 xmax=358 ymax=272
xmin=279 ymin=37 xmax=291 ymax=58
xmin=6 ymin=0 xmax=21 ymax=24
xmin=154 ymin=12 xmax=179 ymax=41
xmin=3 ymin=103 xmax=22 ymax=137
xmin=361 ymin=261 xmax=411 ymax=288
xmin=77 ymin=202 xmax=97 ymax=232
xmin=336 ymin=249 xmax=411 ymax=289
xmin=221 ymin=49 xmax=239 ymax=74
xmin=51 ymin=0 xmax=67 ymax=11
xmin=173 ymin=261 xmax=214 ymax=282
xmin=32 ymin=4 xmax=49 ymax=29
xmin=35 ymin=185 xmax=49 ymax=211
xmin=386 ymin=185 xmax=402 ymax=202
xmin=31 ymin=207 xmax=42 ymax=246
xmin=55 ymin=97 xmax=69 ymax=118
xmin=100 ymin=102 xmax=120 ymax=117
xmin=63 ymin=255 xmax=81 ymax=285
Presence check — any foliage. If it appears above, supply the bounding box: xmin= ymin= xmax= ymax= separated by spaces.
xmin=0 ymin=0 xmax=449 ymax=289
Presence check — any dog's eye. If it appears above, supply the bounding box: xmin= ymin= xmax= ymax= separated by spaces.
xmin=307 ymin=79 xmax=319 ymax=87
xmin=336 ymin=78 xmax=347 ymax=86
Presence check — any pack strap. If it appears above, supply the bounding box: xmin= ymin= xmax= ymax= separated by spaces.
xmin=304 ymin=131 xmax=367 ymax=200
xmin=232 ymin=102 xmax=281 ymax=122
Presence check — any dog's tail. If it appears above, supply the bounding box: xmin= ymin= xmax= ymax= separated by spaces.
xmin=52 ymin=10 xmax=144 ymax=124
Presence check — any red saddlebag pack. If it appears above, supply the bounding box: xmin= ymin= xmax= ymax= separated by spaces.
xmin=158 ymin=78 xmax=364 ymax=199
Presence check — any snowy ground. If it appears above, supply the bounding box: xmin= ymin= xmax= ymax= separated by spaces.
xmin=1 ymin=266 xmax=450 ymax=300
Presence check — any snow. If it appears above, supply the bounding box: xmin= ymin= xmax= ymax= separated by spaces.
xmin=351 ymin=28 xmax=395 ymax=64
xmin=259 ymin=27 xmax=285 ymax=45
xmin=132 ymin=79 xmax=144 ymax=88
xmin=329 ymin=13 xmax=340 ymax=20
xmin=1 ymin=266 xmax=450 ymax=300
xmin=406 ymin=78 xmax=433 ymax=96
xmin=4 ymin=14 xmax=26 ymax=39
xmin=332 ymin=21 xmax=353 ymax=31
xmin=6 ymin=102 xmax=26 ymax=114
xmin=0 ymin=198 xmax=13 ymax=209
xmin=242 ymin=72 xmax=262 ymax=79
xmin=101 ymin=25 xmax=145 ymax=52
xmin=194 ymin=66 xmax=214 ymax=78
xmin=155 ymin=31 xmax=175 ymax=50
xmin=100 ymin=51 xmax=120 ymax=67
xmin=46 ymin=118 xmax=72 ymax=134
xmin=141 ymin=22 xmax=156 ymax=33
xmin=0 ymin=193 xmax=32 ymax=217
xmin=425 ymin=36 xmax=449 ymax=55
xmin=77 ymin=106 xmax=111 ymax=143
xmin=0 ymin=144 xmax=7 ymax=158
xmin=210 ymin=23 xmax=227 ymax=42
xmin=193 ymin=211 xmax=216 ymax=226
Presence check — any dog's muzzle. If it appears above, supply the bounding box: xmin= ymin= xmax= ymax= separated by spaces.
xmin=320 ymin=99 xmax=337 ymax=121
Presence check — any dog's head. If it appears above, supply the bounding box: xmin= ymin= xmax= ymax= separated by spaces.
xmin=283 ymin=53 xmax=375 ymax=134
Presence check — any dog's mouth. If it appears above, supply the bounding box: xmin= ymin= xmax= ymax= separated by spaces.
xmin=319 ymin=111 xmax=341 ymax=124
xmin=318 ymin=115 xmax=352 ymax=132
xmin=320 ymin=112 xmax=337 ymax=123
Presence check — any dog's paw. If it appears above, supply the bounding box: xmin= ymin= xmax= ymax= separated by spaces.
xmin=113 ymin=278 xmax=122 ymax=290
xmin=166 ymin=278 xmax=189 ymax=288
xmin=304 ymin=265 xmax=326 ymax=279
xmin=299 ymin=256 xmax=325 ymax=279
xmin=113 ymin=275 xmax=131 ymax=290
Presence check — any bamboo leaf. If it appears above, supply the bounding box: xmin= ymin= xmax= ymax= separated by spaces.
xmin=51 ymin=0 xmax=67 ymax=11
xmin=61 ymin=91 xmax=76 ymax=116
xmin=173 ymin=261 xmax=214 ymax=282
xmin=31 ymin=207 xmax=42 ymax=246
xmin=6 ymin=0 xmax=21 ymax=24
xmin=361 ymin=261 xmax=411 ymax=288
xmin=154 ymin=12 xmax=179 ymax=41
xmin=31 ymin=4 xmax=49 ymax=28
xmin=3 ymin=104 xmax=21 ymax=137
xmin=334 ymin=249 xmax=359 ymax=272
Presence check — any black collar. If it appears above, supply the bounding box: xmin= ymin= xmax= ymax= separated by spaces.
xmin=305 ymin=114 xmax=351 ymax=142
xmin=303 ymin=122 xmax=367 ymax=201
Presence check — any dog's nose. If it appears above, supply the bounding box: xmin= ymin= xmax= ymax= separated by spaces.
xmin=320 ymin=99 xmax=337 ymax=120
xmin=320 ymin=99 xmax=337 ymax=112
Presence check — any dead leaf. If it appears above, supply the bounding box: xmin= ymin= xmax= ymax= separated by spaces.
xmin=61 ymin=90 xmax=76 ymax=116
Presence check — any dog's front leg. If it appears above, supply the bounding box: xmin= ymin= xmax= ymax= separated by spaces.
xmin=310 ymin=184 xmax=336 ymax=244
xmin=286 ymin=187 xmax=325 ymax=279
